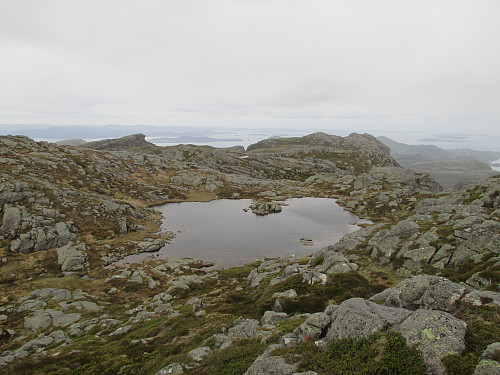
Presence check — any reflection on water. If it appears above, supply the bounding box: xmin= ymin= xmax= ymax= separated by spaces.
xmin=126 ymin=198 xmax=369 ymax=267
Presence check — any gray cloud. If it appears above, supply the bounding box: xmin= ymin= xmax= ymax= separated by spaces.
xmin=0 ymin=0 xmax=499 ymax=134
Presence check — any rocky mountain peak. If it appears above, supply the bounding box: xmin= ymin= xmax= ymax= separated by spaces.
xmin=82 ymin=133 xmax=154 ymax=151
xmin=247 ymin=132 xmax=391 ymax=156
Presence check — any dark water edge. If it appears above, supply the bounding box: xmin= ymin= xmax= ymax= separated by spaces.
xmin=124 ymin=198 xmax=369 ymax=268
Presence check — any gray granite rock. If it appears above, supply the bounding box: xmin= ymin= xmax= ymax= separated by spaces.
xmin=56 ymin=243 xmax=88 ymax=273
xmin=155 ymin=363 xmax=184 ymax=375
xmin=261 ymin=311 xmax=287 ymax=327
xmin=293 ymin=312 xmax=330 ymax=341
xmin=324 ymin=298 xmax=412 ymax=342
xmin=396 ymin=309 xmax=467 ymax=375
xmin=244 ymin=353 xmax=297 ymax=375
xmin=379 ymin=275 xmax=467 ymax=312
xmin=188 ymin=346 xmax=211 ymax=362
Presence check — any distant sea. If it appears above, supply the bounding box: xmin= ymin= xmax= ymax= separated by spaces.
xmin=148 ymin=129 xmax=500 ymax=152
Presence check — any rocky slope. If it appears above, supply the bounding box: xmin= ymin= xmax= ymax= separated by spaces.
xmin=378 ymin=136 xmax=500 ymax=189
xmin=0 ymin=133 xmax=498 ymax=375
xmin=409 ymin=158 xmax=499 ymax=190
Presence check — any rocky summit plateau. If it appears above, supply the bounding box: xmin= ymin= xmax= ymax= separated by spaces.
xmin=0 ymin=132 xmax=498 ymax=375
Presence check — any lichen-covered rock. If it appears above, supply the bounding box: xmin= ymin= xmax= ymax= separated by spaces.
xmin=375 ymin=275 xmax=467 ymax=312
xmin=473 ymin=360 xmax=500 ymax=375
xmin=368 ymin=219 xmax=420 ymax=259
xmin=396 ymin=309 xmax=467 ymax=375
xmin=17 ymin=299 xmax=47 ymax=312
xmin=323 ymin=298 xmax=412 ymax=342
xmin=228 ymin=317 xmax=261 ymax=339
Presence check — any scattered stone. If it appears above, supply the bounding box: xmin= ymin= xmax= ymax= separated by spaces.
xmin=109 ymin=325 xmax=132 ymax=336
xmin=188 ymin=346 xmax=212 ymax=362
xmin=24 ymin=309 xmax=81 ymax=330
xmin=261 ymin=311 xmax=287 ymax=327
xmin=155 ymin=363 xmax=184 ymax=375
xmin=228 ymin=317 xmax=261 ymax=339
xmin=56 ymin=243 xmax=88 ymax=273
xmin=272 ymin=289 xmax=297 ymax=299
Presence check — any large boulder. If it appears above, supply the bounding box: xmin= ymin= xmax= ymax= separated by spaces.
xmin=474 ymin=342 xmax=500 ymax=375
xmin=244 ymin=347 xmax=297 ymax=375
xmin=188 ymin=346 xmax=211 ymax=362
xmin=56 ymin=243 xmax=88 ymax=273
xmin=323 ymin=298 xmax=412 ymax=342
xmin=228 ymin=317 xmax=261 ymax=339
xmin=0 ymin=206 xmax=22 ymax=236
xmin=372 ymin=275 xmax=467 ymax=312
xmin=292 ymin=313 xmax=330 ymax=341
xmin=396 ymin=309 xmax=467 ymax=375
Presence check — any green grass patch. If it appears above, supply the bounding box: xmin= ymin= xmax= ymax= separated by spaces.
xmin=256 ymin=272 xmax=385 ymax=315
xmin=189 ymin=338 xmax=268 ymax=375
xmin=443 ymin=303 xmax=500 ymax=374
xmin=311 ymin=255 xmax=325 ymax=267
xmin=439 ymin=255 xmax=497 ymax=285
xmin=273 ymin=331 xmax=426 ymax=375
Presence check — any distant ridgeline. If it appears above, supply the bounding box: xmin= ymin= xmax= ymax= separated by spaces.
xmin=378 ymin=136 xmax=500 ymax=189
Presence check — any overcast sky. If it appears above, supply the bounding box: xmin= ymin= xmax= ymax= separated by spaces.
xmin=1 ymin=0 xmax=499 ymax=135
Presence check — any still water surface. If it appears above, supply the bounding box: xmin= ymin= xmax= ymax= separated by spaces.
xmin=127 ymin=198 xmax=368 ymax=267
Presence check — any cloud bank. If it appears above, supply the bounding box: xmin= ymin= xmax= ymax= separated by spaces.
xmin=1 ymin=1 xmax=499 ymax=134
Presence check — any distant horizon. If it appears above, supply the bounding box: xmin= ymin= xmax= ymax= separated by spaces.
xmin=2 ymin=1 xmax=499 ymax=141
xmin=1 ymin=123 xmax=499 ymax=153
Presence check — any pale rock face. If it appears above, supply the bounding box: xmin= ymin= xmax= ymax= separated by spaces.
xmin=188 ymin=346 xmax=212 ymax=362
xmin=56 ymin=243 xmax=88 ymax=273
xmin=0 ymin=206 xmax=22 ymax=236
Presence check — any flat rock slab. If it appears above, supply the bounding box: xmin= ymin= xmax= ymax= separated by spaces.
xmin=24 ymin=309 xmax=81 ymax=330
